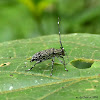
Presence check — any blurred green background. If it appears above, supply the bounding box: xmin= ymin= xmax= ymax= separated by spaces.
xmin=0 ymin=0 xmax=100 ymax=42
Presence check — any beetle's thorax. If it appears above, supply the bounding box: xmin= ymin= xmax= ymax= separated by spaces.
xmin=54 ymin=48 xmax=65 ymax=56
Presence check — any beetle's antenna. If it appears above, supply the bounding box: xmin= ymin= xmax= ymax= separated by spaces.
xmin=58 ymin=17 xmax=70 ymax=65
xmin=58 ymin=17 xmax=63 ymax=49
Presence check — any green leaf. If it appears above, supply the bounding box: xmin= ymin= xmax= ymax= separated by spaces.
xmin=0 ymin=33 xmax=100 ymax=99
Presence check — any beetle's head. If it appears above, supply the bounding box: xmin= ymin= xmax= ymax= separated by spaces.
xmin=60 ymin=47 xmax=65 ymax=56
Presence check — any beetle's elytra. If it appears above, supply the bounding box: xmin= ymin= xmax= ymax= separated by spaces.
xmin=26 ymin=17 xmax=68 ymax=76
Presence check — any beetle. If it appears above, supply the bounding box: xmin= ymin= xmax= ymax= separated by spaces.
xmin=26 ymin=17 xmax=69 ymax=76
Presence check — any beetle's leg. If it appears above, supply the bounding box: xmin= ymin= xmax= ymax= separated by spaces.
xmin=26 ymin=63 xmax=36 ymax=71
xmin=59 ymin=56 xmax=68 ymax=71
xmin=50 ymin=57 xmax=55 ymax=76
xmin=56 ymin=56 xmax=63 ymax=64
xmin=26 ymin=61 xmax=41 ymax=71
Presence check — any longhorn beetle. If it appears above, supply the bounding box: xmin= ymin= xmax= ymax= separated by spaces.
xmin=26 ymin=17 xmax=69 ymax=76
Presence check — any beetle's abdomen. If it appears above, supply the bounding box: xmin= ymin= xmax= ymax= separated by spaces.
xmin=30 ymin=48 xmax=62 ymax=62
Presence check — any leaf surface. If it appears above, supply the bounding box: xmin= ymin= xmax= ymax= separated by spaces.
xmin=0 ymin=33 xmax=100 ymax=100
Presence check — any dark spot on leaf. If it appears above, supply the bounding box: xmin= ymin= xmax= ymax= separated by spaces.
xmin=10 ymin=74 xmax=13 ymax=76
xmin=71 ymin=58 xmax=94 ymax=69
xmin=94 ymin=86 xmax=96 ymax=88
xmin=9 ymin=56 xmax=12 ymax=59
xmin=0 ymin=62 xmax=10 ymax=67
